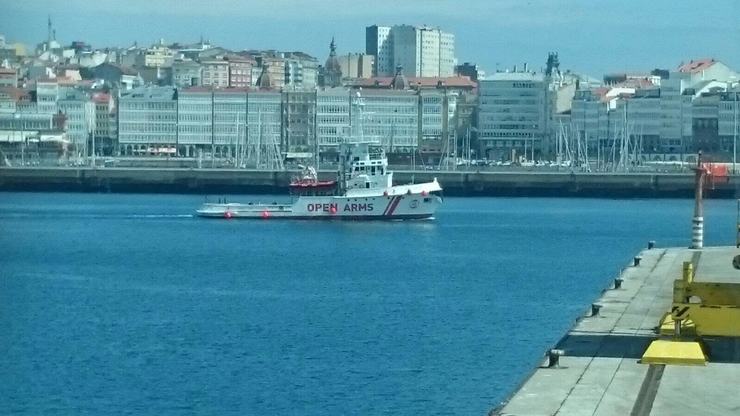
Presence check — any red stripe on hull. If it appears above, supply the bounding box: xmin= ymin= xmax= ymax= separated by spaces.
xmin=386 ymin=196 xmax=402 ymax=216
xmin=382 ymin=196 xmax=397 ymax=215
xmin=200 ymin=213 xmax=434 ymax=221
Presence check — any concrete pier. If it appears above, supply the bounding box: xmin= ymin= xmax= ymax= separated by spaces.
xmin=493 ymin=246 xmax=740 ymax=416
xmin=0 ymin=167 xmax=737 ymax=197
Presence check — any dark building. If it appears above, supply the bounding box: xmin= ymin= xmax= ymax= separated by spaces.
xmin=321 ymin=38 xmax=342 ymax=88
xmin=455 ymin=62 xmax=480 ymax=82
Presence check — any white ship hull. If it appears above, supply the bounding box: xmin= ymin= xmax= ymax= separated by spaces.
xmin=197 ymin=140 xmax=443 ymax=220
xmin=197 ymin=192 xmax=442 ymax=220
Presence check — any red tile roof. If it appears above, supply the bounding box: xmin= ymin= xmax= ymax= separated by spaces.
xmin=0 ymin=86 xmax=32 ymax=102
xmin=92 ymin=92 xmax=111 ymax=103
xmin=678 ymin=58 xmax=716 ymax=74
xmin=350 ymin=76 xmax=476 ymax=89
xmin=180 ymin=86 xmax=252 ymax=93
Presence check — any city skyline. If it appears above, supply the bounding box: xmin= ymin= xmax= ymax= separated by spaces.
xmin=2 ymin=0 xmax=738 ymax=78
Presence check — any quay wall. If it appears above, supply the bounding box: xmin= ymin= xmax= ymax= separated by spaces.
xmin=0 ymin=167 xmax=736 ymax=198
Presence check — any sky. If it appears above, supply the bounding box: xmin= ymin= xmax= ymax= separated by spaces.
xmin=1 ymin=0 xmax=739 ymax=78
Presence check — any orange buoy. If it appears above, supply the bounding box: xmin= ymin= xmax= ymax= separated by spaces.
xmin=261 ymin=210 xmax=270 ymax=219
xmin=330 ymin=205 xmax=337 ymax=214
xmin=224 ymin=211 xmax=233 ymax=219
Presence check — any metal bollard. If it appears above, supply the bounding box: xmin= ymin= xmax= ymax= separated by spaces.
xmin=591 ymin=303 xmax=602 ymax=317
xmin=633 ymin=256 xmax=642 ymax=267
xmin=547 ymin=349 xmax=564 ymax=368
xmin=648 ymin=240 xmax=656 ymax=250
xmin=614 ymin=277 xmax=624 ymax=289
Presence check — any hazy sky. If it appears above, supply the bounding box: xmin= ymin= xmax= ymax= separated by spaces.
xmin=2 ymin=0 xmax=738 ymax=77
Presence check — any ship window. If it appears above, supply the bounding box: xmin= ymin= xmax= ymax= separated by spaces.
xmin=424 ymin=197 xmax=431 ymax=202
xmin=354 ymin=167 xmax=359 ymax=172
xmin=365 ymin=182 xmax=370 ymax=189
xmin=371 ymin=166 xmax=376 ymax=174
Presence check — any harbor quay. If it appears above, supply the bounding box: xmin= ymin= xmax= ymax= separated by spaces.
xmin=492 ymin=245 xmax=740 ymax=416
xmin=0 ymin=167 xmax=738 ymax=198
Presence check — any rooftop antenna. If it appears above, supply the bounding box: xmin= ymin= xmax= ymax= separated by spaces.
xmin=47 ymin=15 xmax=52 ymax=46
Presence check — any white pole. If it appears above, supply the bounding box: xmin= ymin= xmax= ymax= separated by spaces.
xmin=733 ymin=93 xmax=738 ymax=175
xmin=91 ymin=119 xmax=96 ymax=168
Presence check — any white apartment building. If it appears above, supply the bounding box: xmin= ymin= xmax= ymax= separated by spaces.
xmin=316 ymin=88 xmax=351 ymax=151
xmin=316 ymin=87 xmax=455 ymax=157
xmin=718 ymin=91 xmax=740 ymax=153
xmin=36 ymin=80 xmax=59 ymax=114
xmin=366 ymin=25 xmax=455 ymax=77
xmin=177 ymin=89 xmax=279 ymax=159
xmin=478 ymin=72 xmax=548 ymax=159
xmin=247 ymin=91 xmax=282 ymax=157
xmin=117 ymin=87 xmax=177 ymax=154
xmin=571 ymin=65 xmax=737 ymax=156
xmin=177 ymin=89 xmax=213 ymax=153
xmin=57 ymin=88 xmax=95 ymax=149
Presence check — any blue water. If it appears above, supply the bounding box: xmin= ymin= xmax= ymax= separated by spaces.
xmin=0 ymin=193 xmax=736 ymax=415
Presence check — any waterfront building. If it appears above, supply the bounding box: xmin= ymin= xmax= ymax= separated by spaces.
xmin=247 ymin=91 xmax=282 ymax=168
xmin=175 ymin=88 xmax=281 ymax=162
xmin=283 ymin=90 xmax=316 ymax=154
xmin=316 ymin=86 xmax=455 ymax=162
xmin=478 ymin=71 xmax=548 ymax=159
xmin=176 ymin=88 xmax=212 ymax=155
xmin=718 ymin=90 xmax=740 ymax=155
xmin=316 ymin=88 xmax=351 ymax=154
xmin=0 ymin=111 xmax=68 ymax=164
xmin=366 ymin=25 xmax=455 ymax=78
xmin=213 ymin=90 xmax=248 ymax=158
xmin=92 ymin=92 xmax=116 ymax=155
xmin=201 ymin=59 xmax=229 ymax=88
xmin=570 ymin=60 xmax=738 ymax=158
xmin=117 ymin=86 xmax=177 ymax=155
xmin=172 ymin=59 xmax=202 ymax=88
xmin=56 ymin=88 xmax=95 ymax=151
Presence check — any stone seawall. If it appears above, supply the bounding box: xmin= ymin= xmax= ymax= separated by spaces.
xmin=0 ymin=168 xmax=736 ymax=198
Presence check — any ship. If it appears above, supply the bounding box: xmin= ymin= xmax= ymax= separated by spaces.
xmin=196 ymin=142 xmax=443 ymax=220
